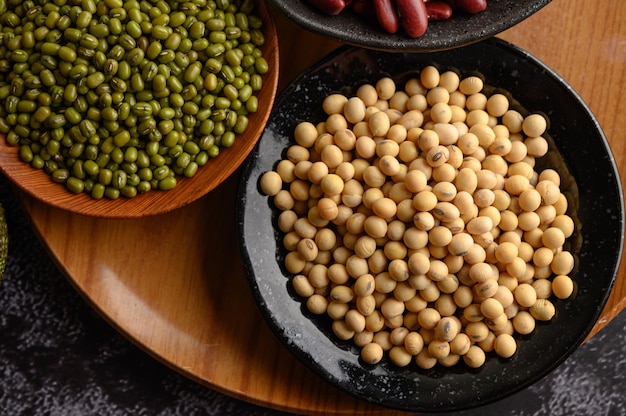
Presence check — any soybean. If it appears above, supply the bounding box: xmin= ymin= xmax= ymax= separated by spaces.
xmin=260 ymin=67 xmax=577 ymax=371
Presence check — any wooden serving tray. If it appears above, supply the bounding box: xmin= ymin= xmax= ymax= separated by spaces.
xmin=14 ymin=1 xmax=626 ymax=414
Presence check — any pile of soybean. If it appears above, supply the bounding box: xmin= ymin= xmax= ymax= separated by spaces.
xmin=260 ymin=67 xmax=577 ymax=370
xmin=0 ymin=0 xmax=268 ymax=199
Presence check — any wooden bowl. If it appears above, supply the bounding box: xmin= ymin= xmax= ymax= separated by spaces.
xmin=0 ymin=1 xmax=278 ymax=219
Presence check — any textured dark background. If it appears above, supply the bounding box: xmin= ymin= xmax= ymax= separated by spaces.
xmin=1 ymin=173 xmax=625 ymax=416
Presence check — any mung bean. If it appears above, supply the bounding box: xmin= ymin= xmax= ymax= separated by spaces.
xmin=0 ymin=0 xmax=268 ymax=199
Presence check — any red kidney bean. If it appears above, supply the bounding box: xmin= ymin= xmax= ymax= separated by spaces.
xmin=426 ymin=1 xmax=453 ymax=20
xmin=396 ymin=0 xmax=428 ymax=38
xmin=443 ymin=0 xmax=487 ymax=14
xmin=351 ymin=0 xmax=376 ymax=16
xmin=374 ymin=0 xmax=399 ymax=34
xmin=306 ymin=0 xmax=348 ymax=15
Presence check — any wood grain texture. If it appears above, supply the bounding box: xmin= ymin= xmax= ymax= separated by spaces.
xmin=0 ymin=0 xmax=279 ymax=219
xmin=4 ymin=0 xmax=626 ymax=414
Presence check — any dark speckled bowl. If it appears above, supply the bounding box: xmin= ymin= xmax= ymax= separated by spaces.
xmin=268 ymin=0 xmax=551 ymax=52
xmin=236 ymin=38 xmax=624 ymax=412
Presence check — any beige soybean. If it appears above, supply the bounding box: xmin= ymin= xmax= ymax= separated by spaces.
xmin=345 ymin=309 xmax=367 ymax=332
xmin=372 ymin=331 xmax=393 ymax=351
xmin=536 ymin=180 xmax=561 ymax=205
xmin=327 ymin=301 xmax=350 ymax=320
xmin=427 ymin=87 xmax=451 ymax=107
xmin=376 ymin=77 xmax=396 ymax=100
xmin=278 ymin=210 xmax=298 ymax=233
xmin=334 ymin=129 xmax=357 ymax=151
xmin=525 ymin=136 xmax=549 ymax=157
xmin=430 ymin=102 xmax=453 ymax=124
xmin=432 ymin=163 xmax=457 ymax=183
xmin=486 ymin=93 xmax=509 ymax=117
xmin=466 ymin=321 xmax=490 ymax=342
xmin=388 ymin=184 xmax=413 ymax=205
xmin=369 ymin=110 xmax=391 ymax=137
xmin=530 ymin=298 xmax=556 ymax=321
xmin=297 ymin=238 xmax=319 ymax=262
xmin=317 ymin=198 xmax=339 ymax=221
xmin=323 ymin=94 xmax=348 ymax=115
xmin=514 ymin=283 xmax=537 ymax=308
xmin=450 ymin=333 xmax=471 ymax=355
xmin=439 ymin=71 xmax=461 ymax=93
xmin=417 ymin=307 xmax=441 ymax=329
xmin=420 ymin=66 xmax=440 ymax=89
xmin=404 ymin=331 xmax=425 ymax=355
xmin=428 ymin=339 xmax=451 ymax=360
xmin=465 ymin=93 xmax=488 ymax=112
xmin=260 ymin=171 xmax=283 ymax=196
xmin=486 ymin=313 xmax=509 ymax=332
xmin=344 ymin=97 xmax=367 ymax=124
xmin=463 ymin=345 xmax=486 ymax=368
xmin=390 ymin=91 xmax=410 ymax=112
xmin=357 ymin=295 xmax=377 ymax=316
xmin=417 ymin=130 xmax=439 ymax=153
xmin=457 ymin=132 xmax=480 ymax=155
xmin=552 ymin=274 xmax=574 ymax=299
xmin=542 ymin=227 xmax=566 ymax=249
xmin=387 ymin=123 xmax=408 ymax=142
xmin=552 ymin=251 xmax=575 ymax=275
xmin=378 ymin=155 xmax=401 ymax=176
xmin=354 ymin=331 xmax=375 ymax=347
xmin=289 ymin=180 xmax=310 ymax=202
xmin=413 ymin=349 xmax=437 ymax=370
xmin=494 ymin=333 xmax=517 ymax=358
xmin=512 ymin=310 xmax=536 ymax=335
xmin=429 ymin=226 xmax=453 ymax=247
xmin=473 ymin=279 xmax=498 ymax=300
xmin=321 ymin=144 xmax=345 ymax=169
xmin=266 ymin=71 xmax=576 ymax=371
xmin=480 ymin=298 xmax=504 ymax=319
xmin=294 ymin=122 xmax=319 ymax=147
xmin=389 ymin=327 xmax=409 ymax=346
xmin=293 ymin=161 xmax=313 ymax=181
xmin=292 ymin=275 xmax=315 ymax=298
xmin=501 ymin=109 xmax=523 ymax=133
xmin=306 ymin=294 xmax=328 ymax=314
xmin=355 ymin=136 xmax=377 ymax=159
xmin=361 ymin=342 xmax=384 ymax=364
xmin=533 ymin=279 xmax=553 ymax=299
xmin=459 ymin=76 xmax=484 ymax=95
xmin=435 ymin=317 xmax=459 ymax=342
xmin=276 ymin=160 xmax=297 ymax=183
xmin=357 ymin=83 xmax=379 ymax=106
xmin=522 ymin=113 xmax=548 ymax=137
xmin=332 ymin=320 xmax=355 ymax=340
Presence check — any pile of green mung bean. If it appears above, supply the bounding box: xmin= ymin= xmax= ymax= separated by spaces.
xmin=0 ymin=0 xmax=268 ymax=199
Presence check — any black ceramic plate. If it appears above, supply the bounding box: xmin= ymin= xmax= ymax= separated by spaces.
xmin=268 ymin=0 xmax=551 ymax=52
xmin=236 ymin=39 xmax=624 ymax=412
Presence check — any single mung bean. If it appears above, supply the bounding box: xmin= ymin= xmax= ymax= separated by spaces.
xmin=158 ymin=176 xmax=177 ymax=190
xmin=66 ymin=177 xmax=85 ymax=193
